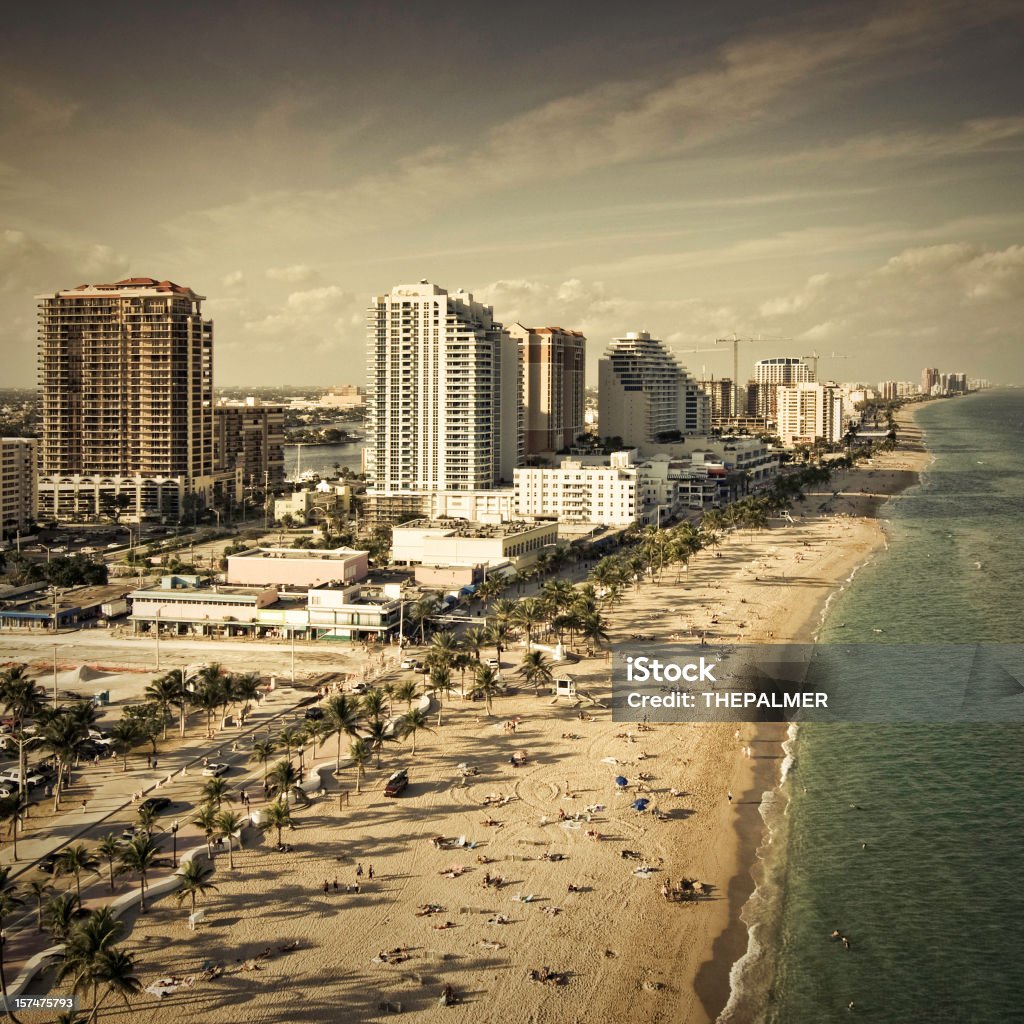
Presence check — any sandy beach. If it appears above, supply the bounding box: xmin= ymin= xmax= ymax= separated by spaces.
xmin=18 ymin=415 xmax=932 ymax=1024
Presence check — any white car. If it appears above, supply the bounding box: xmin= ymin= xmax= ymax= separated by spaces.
xmin=201 ymin=762 xmax=229 ymax=777
xmin=0 ymin=768 xmax=45 ymax=788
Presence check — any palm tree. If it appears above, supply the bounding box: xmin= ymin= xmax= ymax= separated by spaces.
xmin=189 ymin=675 xmax=224 ymax=739
xmin=364 ymin=719 xmax=394 ymax=768
xmin=258 ymin=798 xmax=292 ymax=846
xmin=55 ymin=844 xmax=98 ymax=906
xmin=200 ymin=776 xmax=232 ymax=810
xmin=43 ymin=890 xmax=79 ymax=940
xmin=395 ymin=678 xmax=419 ymax=710
xmin=462 ymin=625 xmax=489 ymax=666
xmin=135 ymin=804 xmax=158 ymax=834
xmin=174 ymin=859 xmax=218 ymax=919
xmin=277 ymin=725 xmax=304 ymax=764
xmin=41 ymin=713 xmax=85 ymax=811
xmin=360 ymin=688 xmax=387 ymax=722
xmin=26 ymin=878 xmax=53 ymax=931
xmin=579 ymin=611 xmax=610 ymax=652
xmin=0 ymin=793 xmax=24 ymax=861
xmin=511 ymin=597 xmax=545 ymax=652
xmin=214 ymin=810 xmax=245 ymax=870
xmin=0 ymin=866 xmax=24 ymax=1023
xmin=96 ymin=834 xmax=122 ymax=892
xmin=349 ymin=739 xmax=371 ymax=793
xmin=268 ymin=759 xmax=299 ymax=804
xmin=108 ymin=718 xmax=142 ymax=772
xmin=0 ymin=666 xmax=44 ymax=801
xmin=485 ymin=620 xmax=513 ymax=666
xmin=322 ymin=694 xmax=360 ymax=774
xmin=427 ymin=630 xmax=460 ymax=671
xmin=232 ymin=672 xmax=262 ymax=725
xmin=193 ymin=804 xmax=218 ymax=860
xmin=518 ymin=650 xmax=554 ymax=693
xmin=410 ymin=595 xmax=440 ymax=644
xmin=427 ymin=664 xmax=453 ymax=726
xmin=250 ymin=738 xmax=278 ymax=779
xmin=89 ymin=947 xmax=141 ymax=1020
xmin=471 ymin=664 xmax=503 ymax=716
xmin=55 ymin=905 xmax=126 ymax=1020
xmin=399 ymin=708 xmax=432 ymax=755
xmin=144 ymin=674 xmax=182 ymax=741
xmin=117 ymin=833 xmax=159 ymax=913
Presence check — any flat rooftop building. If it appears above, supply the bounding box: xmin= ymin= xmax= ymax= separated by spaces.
xmin=226 ymin=546 xmax=369 ymax=588
xmin=391 ymin=518 xmax=558 ymax=568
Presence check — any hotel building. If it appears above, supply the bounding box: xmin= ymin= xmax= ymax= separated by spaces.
xmin=36 ymin=278 xmax=214 ymax=521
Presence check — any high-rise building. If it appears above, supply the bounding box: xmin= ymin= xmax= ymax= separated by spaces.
xmin=921 ymin=367 xmax=940 ymax=395
xmin=598 ymin=331 xmax=709 ymax=445
xmin=0 ymin=438 xmax=36 ymax=539
xmin=364 ymin=282 xmax=522 ymax=521
xmin=697 ymin=378 xmax=735 ymax=422
xmin=776 ymin=383 xmax=843 ymax=447
xmin=213 ymin=397 xmax=286 ymax=490
xmin=752 ymin=357 xmax=815 ymax=418
xmin=37 ymin=278 xmax=214 ymax=521
xmin=507 ymin=323 xmax=586 ymax=455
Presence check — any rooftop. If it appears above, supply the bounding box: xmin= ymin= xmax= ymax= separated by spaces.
xmin=394 ymin=518 xmax=553 ymax=538
xmin=229 ymin=546 xmax=367 ymax=561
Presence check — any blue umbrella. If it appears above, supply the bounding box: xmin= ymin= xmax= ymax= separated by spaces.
xmin=614 ymin=776 xmax=629 ymax=788
xmin=631 ymin=798 xmax=650 ymax=811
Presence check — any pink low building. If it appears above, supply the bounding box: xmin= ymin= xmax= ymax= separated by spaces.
xmin=226 ymin=546 xmax=369 ymax=588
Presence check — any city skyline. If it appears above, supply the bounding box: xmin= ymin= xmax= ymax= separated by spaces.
xmin=2 ymin=0 xmax=1023 ymax=387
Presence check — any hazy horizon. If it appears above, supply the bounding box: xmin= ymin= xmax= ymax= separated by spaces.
xmin=2 ymin=0 xmax=1022 ymax=388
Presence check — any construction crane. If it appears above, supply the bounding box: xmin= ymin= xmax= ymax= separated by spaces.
xmin=716 ymin=334 xmax=786 ymax=408
xmin=802 ymin=351 xmax=851 ymax=380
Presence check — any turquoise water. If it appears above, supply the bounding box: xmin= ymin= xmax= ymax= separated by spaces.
xmin=736 ymin=391 xmax=1024 ymax=1022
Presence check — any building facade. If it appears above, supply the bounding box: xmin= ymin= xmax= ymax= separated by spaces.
xmin=752 ymin=357 xmax=815 ymax=418
xmin=365 ymin=282 xmax=522 ymax=521
xmin=598 ymin=332 xmax=709 ymax=445
xmin=0 ymin=438 xmax=36 ymax=539
xmin=37 ymin=278 xmax=214 ymax=521
xmin=776 ymin=383 xmax=844 ymax=447
xmin=226 ymin=546 xmax=368 ymax=588
xmin=514 ymin=454 xmax=638 ymax=525
xmin=213 ymin=397 xmax=286 ymax=488
xmin=507 ymin=323 xmax=586 ymax=455
xmin=391 ymin=518 xmax=558 ymax=569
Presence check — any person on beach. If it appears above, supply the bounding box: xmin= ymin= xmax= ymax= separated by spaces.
xmin=323 ymin=880 xmax=329 ymax=894
xmin=356 ymin=863 xmax=364 ymax=878
xmin=368 ymin=865 xmax=374 ymax=879
xmin=727 ymin=791 xmax=733 ymax=803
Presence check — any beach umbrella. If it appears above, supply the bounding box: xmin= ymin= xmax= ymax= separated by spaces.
xmin=614 ymin=776 xmax=628 ymax=788
xmin=631 ymin=798 xmax=650 ymax=811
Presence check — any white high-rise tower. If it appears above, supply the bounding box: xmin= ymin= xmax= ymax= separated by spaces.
xmin=364 ymin=282 xmax=522 ymax=521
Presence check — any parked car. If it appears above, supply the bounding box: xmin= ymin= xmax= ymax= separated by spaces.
xmin=303 ymin=707 xmax=324 ymax=720
xmin=350 ymin=682 xmax=369 ymax=694
xmin=384 ymin=768 xmax=409 ymax=797
xmin=0 ymin=768 xmax=45 ymax=788
xmin=37 ymin=854 xmax=58 ymax=874
xmin=201 ymin=762 xmax=229 ymax=777
xmin=139 ymin=796 xmax=172 ymax=814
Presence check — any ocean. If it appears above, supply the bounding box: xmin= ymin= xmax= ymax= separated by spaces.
xmin=284 ymin=441 xmax=363 ymax=481
xmin=724 ymin=390 xmax=1024 ymax=1023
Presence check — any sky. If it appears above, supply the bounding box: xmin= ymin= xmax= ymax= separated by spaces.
xmin=2 ymin=0 xmax=1023 ymax=387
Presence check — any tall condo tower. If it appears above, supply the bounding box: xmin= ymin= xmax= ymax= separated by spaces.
xmin=365 ymin=282 xmax=522 ymax=503
xmin=507 ymin=323 xmax=586 ymax=455
xmin=598 ymin=331 xmax=709 ymax=445
xmin=36 ymin=277 xmax=214 ymax=520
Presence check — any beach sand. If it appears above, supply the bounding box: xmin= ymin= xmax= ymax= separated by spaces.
xmin=34 ymin=417 xmax=932 ymax=1023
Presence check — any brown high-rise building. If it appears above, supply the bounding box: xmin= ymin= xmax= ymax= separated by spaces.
xmin=37 ymin=277 xmax=214 ymax=521
xmin=213 ymin=397 xmax=286 ymax=488
xmin=508 ymin=323 xmax=586 ymax=454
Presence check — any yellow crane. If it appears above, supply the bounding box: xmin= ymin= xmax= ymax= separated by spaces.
xmin=715 ymin=334 xmax=787 ymax=407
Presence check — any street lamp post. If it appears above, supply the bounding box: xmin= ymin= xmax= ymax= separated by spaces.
xmin=171 ymin=820 xmax=180 ymax=867
xmin=291 ymin=631 xmax=296 ymax=683
xmin=52 ymin=644 xmax=59 ymax=709
xmin=155 ymin=606 xmax=162 ymax=671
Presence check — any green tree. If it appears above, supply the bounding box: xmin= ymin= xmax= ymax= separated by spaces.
xmin=518 ymin=650 xmax=554 ymax=693
xmin=55 ymin=843 xmax=98 ymax=906
xmin=322 ymin=694 xmax=360 ymax=775
xmin=349 ymin=738 xmax=371 ymax=794
xmin=471 ymin=664 xmax=503 ymax=716
xmin=96 ymin=834 xmax=122 ymax=892
xmin=399 ymin=708 xmax=432 ymax=755
xmin=117 ymin=833 xmax=160 ymax=913
xmin=258 ymin=798 xmax=292 ymax=847
xmin=193 ymin=804 xmax=218 ymax=860
xmin=174 ymin=859 xmax=218 ymax=919
xmin=268 ymin=759 xmax=299 ymax=804
xmin=250 ymin=738 xmax=278 ymax=779
xmin=215 ymin=810 xmax=245 ymax=870
xmin=0 ymin=866 xmax=24 ymax=1023
xmin=25 ymin=878 xmax=53 ymax=932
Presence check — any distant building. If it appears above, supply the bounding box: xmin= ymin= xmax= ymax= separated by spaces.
xmin=776 ymin=383 xmax=844 ymax=446
xmin=598 ymin=332 xmax=709 ymax=444
xmin=391 ymin=518 xmax=558 ymax=569
xmin=214 ymin=397 xmax=286 ymax=488
xmin=226 ymin=546 xmax=368 ymax=588
xmin=0 ymin=438 xmax=36 ymax=539
xmin=320 ymin=384 xmax=365 ymax=410
xmin=508 ymin=323 xmax=586 ymax=455
xmin=697 ymin=378 xmax=735 ymax=422
xmin=37 ymin=278 xmax=215 ymax=521
xmin=753 ymin=357 xmax=815 ymax=418
xmin=515 ymin=455 xmax=638 ymax=525
xmin=921 ymin=367 xmax=940 ymax=395
xmin=273 ymin=483 xmax=351 ymax=524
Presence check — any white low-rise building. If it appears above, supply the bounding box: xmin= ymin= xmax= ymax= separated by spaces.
xmin=226 ymin=546 xmax=368 ymax=587
xmin=391 ymin=518 xmax=558 ymax=568
xmin=514 ymin=454 xmax=638 ymax=525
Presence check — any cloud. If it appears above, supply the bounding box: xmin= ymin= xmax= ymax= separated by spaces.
xmin=266 ymin=264 xmax=320 ymax=284
xmin=222 ymin=269 xmax=245 ymax=288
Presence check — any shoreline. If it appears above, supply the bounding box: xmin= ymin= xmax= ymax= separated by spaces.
xmin=697 ymin=404 xmax=934 ymax=1023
